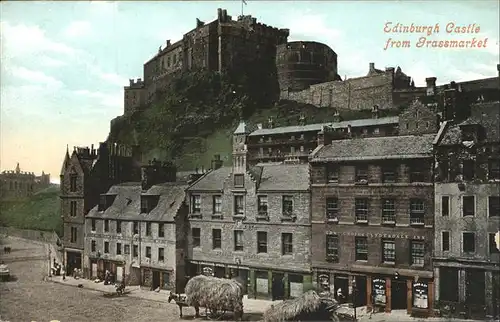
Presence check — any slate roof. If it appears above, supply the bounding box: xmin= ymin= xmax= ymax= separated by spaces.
xmin=187 ymin=164 xmax=310 ymax=192
xmin=311 ymin=134 xmax=436 ymax=162
xmin=439 ymin=101 xmax=500 ymax=146
xmin=87 ymin=181 xmax=188 ymax=222
xmin=248 ymin=116 xmax=399 ymax=136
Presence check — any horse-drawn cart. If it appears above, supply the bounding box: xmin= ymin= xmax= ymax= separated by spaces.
xmin=168 ymin=275 xmax=244 ymax=320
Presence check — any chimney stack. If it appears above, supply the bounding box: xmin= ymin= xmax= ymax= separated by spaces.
xmin=369 ymin=62 xmax=375 ymax=71
xmin=211 ymin=154 xmax=223 ymax=170
xmin=166 ymin=39 xmax=171 ymax=47
xmin=141 ymin=160 xmax=177 ymax=191
xmin=268 ymin=117 xmax=274 ymax=129
xmin=426 ymin=77 xmax=437 ymax=96
xmin=257 ymin=123 xmax=263 ymax=130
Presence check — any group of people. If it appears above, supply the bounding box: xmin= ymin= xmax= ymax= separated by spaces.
xmin=51 ymin=258 xmax=64 ymax=277
xmin=103 ymin=269 xmax=116 ymax=285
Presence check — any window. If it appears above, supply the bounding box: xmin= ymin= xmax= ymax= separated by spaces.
xmin=91 ymin=240 xmax=96 ymax=252
xmin=373 ymin=128 xmax=380 ymax=135
xmin=489 ymin=196 xmax=500 ymax=217
xmin=410 ymin=199 xmax=425 ymax=225
xmin=70 ymin=201 xmax=77 ymax=217
xmin=70 ymin=174 xmax=77 ymax=192
xmin=463 ymin=232 xmax=475 ymax=253
xmin=326 ymin=198 xmax=339 ymax=221
xmin=441 ymin=196 xmax=450 ymax=216
xmin=124 ymin=244 xmax=130 ymax=255
xmin=158 ymin=248 xmax=164 ymax=261
xmin=158 ymin=223 xmax=164 ymax=237
xmin=133 ymin=221 xmax=139 ymax=235
xmin=442 ymin=232 xmax=450 ymax=251
xmin=382 ymin=239 xmax=396 ymax=263
xmin=439 ymin=159 xmax=450 ymax=181
xmin=234 ymin=195 xmax=244 ymax=216
xmin=212 ymin=229 xmax=222 ymax=249
xmin=290 ymin=146 xmax=296 ymax=154
xmin=382 ymin=199 xmax=396 ymax=223
xmin=234 ymin=174 xmax=244 ymax=187
xmin=213 ymin=195 xmax=222 ymax=214
xmin=133 ymin=245 xmax=138 ymax=257
xmin=462 ymin=196 xmax=475 ymax=216
xmin=410 ymin=164 xmax=426 ymax=182
xmin=489 ymin=233 xmax=499 ymax=254
xmin=146 ymin=246 xmax=151 ymax=258
xmin=410 ymin=241 xmax=424 ymax=265
xmin=116 ymin=220 xmax=122 ymax=234
xmin=116 ymin=243 xmax=122 ymax=255
xmin=98 ymin=195 xmax=106 ymax=211
xmin=355 ymin=165 xmax=368 ymax=182
xmin=191 ymin=195 xmax=201 ymax=213
xmin=326 ymin=234 xmax=339 ymax=262
xmin=192 ymin=228 xmax=201 ymax=247
xmin=355 ymin=237 xmax=368 ymax=261
xmin=355 ymin=198 xmax=368 ymax=222
xmin=257 ymin=231 xmax=267 ymax=253
xmin=488 ymin=159 xmax=500 ymax=180
xmin=104 ymin=241 xmax=109 ymax=254
xmin=70 ymin=227 xmax=77 ymax=243
xmin=146 ymin=222 xmax=152 ymax=236
xmin=281 ymin=233 xmax=293 ymax=255
xmin=326 ymin=165 xmax=339 ymax=183
xmin=382 ymin=165 xmax=397 ymax=183
xmin=462 ymin=159 xmax=475 ymax=181
xmin=282 ymin=196 xmax=294 ymax=216
xmin=104 ymin=220 xmax=109 ymax=232
xmin=140 ymin=197 xmax=150 ymax=213
xmin=258 ymin=196 xmax=268 ymax=215
xmin=91 ymin=219 xmax=96 ymax=231
xmin=234 ymin=230 xmax=244 ymax=251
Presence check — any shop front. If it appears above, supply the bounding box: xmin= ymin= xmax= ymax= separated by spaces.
xmin=89 ymin=256 xmax=125 ymax=283
xmin=65 ymin=248 xmax=82 ymax=274
xmin=141 ymin=266 xmax=175 ymax=291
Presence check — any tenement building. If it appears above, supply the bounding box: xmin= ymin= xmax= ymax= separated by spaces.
xmin=185 ymin=121 xmax=312 ymax=300
xmin=84 ymin=160 xmax=189 ymax=292
xmin=309 ymin=100 xmax=440 ymax=317
xmin=60 ymin=143 xmax=141 ymax=273
xmin=433 ymin=101 xmax=500 ymax=319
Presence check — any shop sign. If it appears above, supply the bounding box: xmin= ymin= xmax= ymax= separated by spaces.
xmin=318 ymin=274 xmax=330 ymax=291
xmin=413 ymin=282 xmax=428 ymax=309
xmin=325 ymin=231 xmax=426 ymax=240
xmin=202 ymin=266 xmax=214 ymax=277
xmin=372 ymin=278 xmax=386 ymax=305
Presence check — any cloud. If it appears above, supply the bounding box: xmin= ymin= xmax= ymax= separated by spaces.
xmin=9 ymin=66 xmax=64 ymax=89
xmin=74 ymin=89 xmax=122 ymax=108
xmin=0 ymin=21 xmax=76 ymax=59
xmin=39 ymin=56 xmax=68 ymax=68
xmin=285 ymin=11 xmax=342 ymax=42
xmin=63 ymin=21 xmax=92 ymax=38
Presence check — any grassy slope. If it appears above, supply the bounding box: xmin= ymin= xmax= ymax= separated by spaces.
xmin=0 ymin=185 xmax=62 ymax=235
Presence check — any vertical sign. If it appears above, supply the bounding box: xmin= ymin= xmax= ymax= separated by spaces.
xmin=372 ymin=278 xmax=387 ymax=305
xmin=413 ymin=282 xmax=429 ymax=309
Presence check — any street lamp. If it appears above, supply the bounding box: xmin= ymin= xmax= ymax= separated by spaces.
xmin=352 ymin=277 xmax=357 ymax=321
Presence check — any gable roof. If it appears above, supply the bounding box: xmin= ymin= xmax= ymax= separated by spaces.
xmin=438 ymin=101 xmax=500 ymax=146
xmin=311 ymin=134 xmax=436 ymax=162
xmin=248 ymin=116 xmax=399 ymax=137
xmin=87 ymin=182 xmax=188 ymax=222
xmin=187 ymin=164 xmax=310 ymax=192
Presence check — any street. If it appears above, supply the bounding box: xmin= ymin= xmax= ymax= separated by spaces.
xmin=0 ymin=238 xmax=199 ymax=322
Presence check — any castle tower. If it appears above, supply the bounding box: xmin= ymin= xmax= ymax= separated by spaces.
xmin=232 ymin=120 xmax=250 ymax=174
xmin=15 ymin=162 xmax=20 ymax=174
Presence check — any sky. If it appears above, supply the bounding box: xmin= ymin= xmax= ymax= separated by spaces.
xmin=1 ymin=0 xmax=499 ymax=184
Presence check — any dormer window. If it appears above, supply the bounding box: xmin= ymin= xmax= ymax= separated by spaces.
xmin=141 ymin=195 xmax=160 ymax=214
xmin=98 ymin=194 xmax=117 ymax=212
xmin=461 ymin=130 xmax=475 ymax=142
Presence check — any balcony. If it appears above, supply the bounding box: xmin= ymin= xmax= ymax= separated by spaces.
xmin=355 ymin=213 xmax=368 ymax=224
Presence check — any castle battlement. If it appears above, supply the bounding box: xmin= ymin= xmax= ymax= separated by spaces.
xmin=126 ymin=78 xmax=145 ymax=89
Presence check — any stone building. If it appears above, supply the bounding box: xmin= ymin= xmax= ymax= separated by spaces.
xmin=185 ymin=121 xmax=312 ymax=300
xmin=245 ymin=109 xmax=399 ymax=165
xmin=432 ymin=101 xmax=500 ymax=319
xmin=59 ymin=142 xmax=141 ymax=274
xmin=84 ymin=160 xmax=189 ymax=292
xmin=0 ymin=163 xmax=50 ymax=200
xmin=124 ymin=8 xmax=289 ymax=114
xmin=308 ymin=100 xmax=440 ymax=317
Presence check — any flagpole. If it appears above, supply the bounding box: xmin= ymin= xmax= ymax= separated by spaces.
xmin=241 ymin=0 xmax=244 ymax=16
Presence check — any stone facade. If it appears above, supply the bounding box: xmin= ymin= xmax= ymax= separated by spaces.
xmin=433 ymin=101 xmax=500 ymax=319
xmin=0 ymin=163 xmax=50 ymax=201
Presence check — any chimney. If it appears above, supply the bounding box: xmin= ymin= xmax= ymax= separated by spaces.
xmin=166 ymin=39 xmax=171 ymax=47
xmin=141 ymin=160 xmax=177 ymax=191
xmin=268 ymin=117 xmax=274 ymax=129
xmin=137 ymin=78 xmax=142 ymax=83
xmin=223 ymin=9 xmax=228 ymax=21
xmin=257 ymin=123 xmax=263 ymax=130
xmin=129 ymin=79 xmax=134 ymax=86
xmin=372 ymin=105 xmax=379 ymax=119
xmin=426 ymin=77 xmax=437 ymax=96
xmin=217 ymin=8 xmax=222 ymax=20
xmin=299 ymin=113 xmax=306 ymax=126
xmin=211 ymin=154 xmax=223 ymax=170
xmin=369 ymin=62 xmax=375 ymax=71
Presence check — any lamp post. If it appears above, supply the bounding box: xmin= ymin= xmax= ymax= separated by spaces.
xmin=235 ymin=257 xmax=241 ymax=276
xmin=352 ymin=277 xmax=357 ymax=321
xmin=48 ymin=247 xmax=52 ymax=277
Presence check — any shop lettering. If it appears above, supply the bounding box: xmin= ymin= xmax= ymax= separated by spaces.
xmin=218 ymin=251 xmax=260 ymax=261
xmin=414 ymin=282 xmax=428 ymax=289
xmin=325 ymin=231 xmax=426 ymax=240
xmin=373 ymin=278 xmax=385 ymax=284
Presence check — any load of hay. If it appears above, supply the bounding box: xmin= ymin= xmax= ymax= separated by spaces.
xmin=185 ymin=275 xmax=244 ymax=319
xmin=263 ymin=290 xmax=341 ymax=322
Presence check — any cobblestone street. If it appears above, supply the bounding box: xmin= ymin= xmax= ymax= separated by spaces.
xmin=0 ymin=238 xmax=205 ymax=322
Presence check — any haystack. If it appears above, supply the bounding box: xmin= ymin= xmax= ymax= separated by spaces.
xmin=263 ymin=290 xmax=340 ymax=322
xmin=185 ymin=275 xmax=244 ymax=315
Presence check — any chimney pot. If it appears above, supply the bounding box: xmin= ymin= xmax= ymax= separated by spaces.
xmin=369 ymin=62 xmax=375 ymax=70
xmin=166 ymin=39 xmax=171 ymax=46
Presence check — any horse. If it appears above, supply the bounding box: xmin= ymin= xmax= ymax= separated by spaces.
xmin=168 ymin=293 xmax=193 ymax=318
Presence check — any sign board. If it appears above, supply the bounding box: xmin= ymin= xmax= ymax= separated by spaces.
xmin=372 ymin=278 xmax=387 ymax=305
xmin=413 ymin=282 xmax=429 ymax=309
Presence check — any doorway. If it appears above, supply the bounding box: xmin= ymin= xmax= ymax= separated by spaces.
xmin=334 ymin=275 xmax=349 ymax=303
xmin=272 ymin=272 xmax=285 ymax=300
xmin=354 ymin=276 xmax=367 ymax=307
xmin=152 ymin=270 xmax=161 ymax=290
xmin=392 ymin=279 xmax=408 ymax=310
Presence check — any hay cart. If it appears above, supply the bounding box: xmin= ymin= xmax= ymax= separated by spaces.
xmin=169 ymin=294 xmax=233 ymax=320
